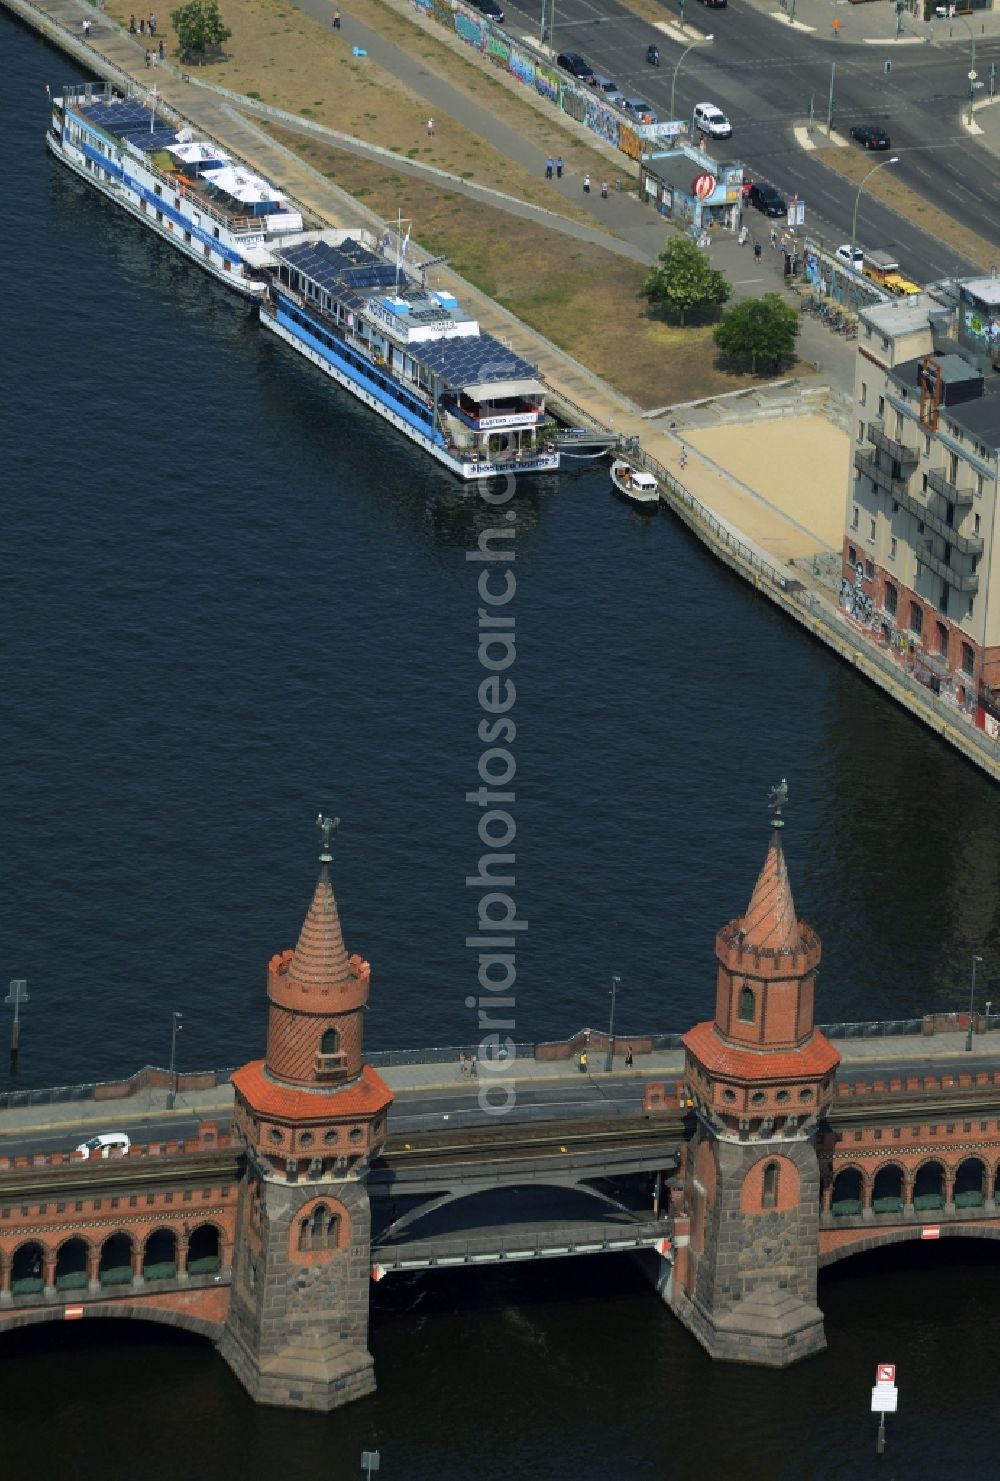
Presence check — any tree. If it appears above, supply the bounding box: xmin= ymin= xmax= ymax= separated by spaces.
xmin=171 ymin=0 xmax=231 ymax=62
xmin=642 ymin=237 xmax=731 ymax=325
xmin=713 ymin=294 xmax=800 ymax=374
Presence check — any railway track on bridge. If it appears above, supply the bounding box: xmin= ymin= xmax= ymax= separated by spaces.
xmin=0 ymin=1150 xmax=243 ymax=1199
xmin=378 ymin=1112 xmax=685 ymax=1170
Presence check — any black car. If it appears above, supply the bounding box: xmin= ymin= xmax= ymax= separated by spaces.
xmin=470 ymin=0 xmax=504 ymax=19
xmin=748 ymin=183 xmax=787 ymax=218
xmin=850 ymin=124 xmax=891 ymax=151
xmin=697 ymin=0 xmax=728 ymax=8
xmin=556 ymin=51 xmax=595 ymax=83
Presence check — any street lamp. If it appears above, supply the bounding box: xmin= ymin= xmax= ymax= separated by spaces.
xmin=167 ymin=1010 xmax=183 ymax=1109
xmin=851 ymin=154 xmax=898 ymax=258
xmin=670 ymin=34 xmax=713 ymax=123
xmin=966 ymin=954 xmax=983 ymax=1051
xmin=606 ymin=975 xmax=621 ymax=1072
xmin=935 ymin=15 xmax=977 ymax=124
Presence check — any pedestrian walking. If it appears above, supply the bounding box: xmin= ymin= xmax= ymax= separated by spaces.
xmin=82 ymin=16 xmax=91 ymax=35
xmin=427 ymin=117 xmax=435 ymax=137
xmin=332 ymin=7 xmax=341 ymax=24
xmin=769 ymin=226 xmax=777 ymax=248
xmin=754 ymin=240 xmax=762 ymax=262
xmin=625 ymin=1045 xmax=634 ymax=1069
xmin=470 ymin=1054 xmax=477 ymax=1078
xmin=545 ymin=157 xmax=553 ymax=179
xmin=144 ymin=48 xmax=151 ymax=65
xmin=149 ymin=11 xmax=156 ymax=33
xmin=601 ymin=179 xmax=608 ymax=199
xmin=139 ymin=15 xmax=145 ymax=33
xmin=583 ymin=174 xmax=591 ymax=194
xmin=738 ymin=224 xmax=748 ymax=247
xmin=832 ymin=15 xmax=840 ymax=35
xmin=129 ymin=12 xmax=136 ymax=30
xmin=555 ymin=157 xmax=563 ymax=179
xmin=579 ymin=1050 xmax=589 ymax=1073
xmin=158 ymin=38 xmax=164 ymax=58
xmin=459 ymin=1051 xmax=470 ymax=1079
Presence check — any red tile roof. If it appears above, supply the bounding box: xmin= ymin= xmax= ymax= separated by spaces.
xmin=232 ymin=1060 xmax=393 ymax=1121
xmin=683 ymin=1020 xmax=840 ymax=1082
xmin=742 ymin=832 xmax=800 ymax=952
xmin=285 ymin=865 xmax=356 ymax=990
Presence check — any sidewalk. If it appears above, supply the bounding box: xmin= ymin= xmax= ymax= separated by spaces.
xmin=746 ymin=0 xmax=1000 ymax=47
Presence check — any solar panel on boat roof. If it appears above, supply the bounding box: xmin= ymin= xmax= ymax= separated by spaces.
xmin=418 ymin=333 xmax=536 ymax=384
xmin=120 ymin=127 xmax=179 ymax=152
xmin=79 ymin=100 xmax=155 ymax=135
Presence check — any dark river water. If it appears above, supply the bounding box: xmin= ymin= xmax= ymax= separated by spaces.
xmin=4 ymin=13 xmax=1000 ymax=1475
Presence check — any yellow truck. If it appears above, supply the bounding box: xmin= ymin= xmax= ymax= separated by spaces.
xmin=862 ymin=250 xmax=922 ymax=297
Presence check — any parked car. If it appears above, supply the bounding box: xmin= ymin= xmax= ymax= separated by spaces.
xmin=697 ymin=0 xmax=728 ymax=8
xmin=692 ymin=102 xmax=732 ymax=139
xmin=469 ymin=0 xmax=504 ymax=18
xmin=748 ymin=182 xmax=787 ymax=217
xmin=556 ymin=51 xmax=595 ymax=83
xmin=850 ymin=124 xmax=891 ymax=151
xmin=76 ymin=1131 xmax=131 ymax=1159
xmin=591 ymin=74 xmax=624 ymax=103
xmin=621 ymin=98 xmax=658 ymax=125
xmin=835 ymin=244 xmax=865 ymax=272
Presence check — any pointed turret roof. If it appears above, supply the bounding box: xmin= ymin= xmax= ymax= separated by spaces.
xmin=741 ymin=829 xmax=800 ymax=952
xmin=286 ymin=864 xmax=356 ymax=989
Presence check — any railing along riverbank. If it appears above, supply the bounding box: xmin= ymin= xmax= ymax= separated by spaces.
xmin=624 ymin=440 xmax=1000 ymax=783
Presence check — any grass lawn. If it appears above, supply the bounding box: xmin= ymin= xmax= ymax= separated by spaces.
xmin=268 ymin=125 xmax=767 ymax=407
xmin=812 ymin=144 xmax=998 ymax=272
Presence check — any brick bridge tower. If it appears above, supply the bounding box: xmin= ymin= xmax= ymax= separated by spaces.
xmin=218 ymin=817 xmax=393 ymax=1410
xmin=669 ymin=782 xmax=840 ymax=1366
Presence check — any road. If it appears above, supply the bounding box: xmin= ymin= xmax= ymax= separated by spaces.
xmin=504 ymin=0 xmax=1000 ymax=281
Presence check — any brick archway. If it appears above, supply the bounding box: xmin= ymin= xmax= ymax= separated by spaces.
xmin=820 ymin=1223 xmax=1000 ymax=1269
xmin=0 ymin=1304 xmax=223 ymax=1342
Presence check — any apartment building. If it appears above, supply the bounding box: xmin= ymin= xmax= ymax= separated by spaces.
xmin=844 ymin=274 xmax=1000 ymax=708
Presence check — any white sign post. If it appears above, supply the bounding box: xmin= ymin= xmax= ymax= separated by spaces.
xmin=871 ymin=1364 xmax=898 ymax=1454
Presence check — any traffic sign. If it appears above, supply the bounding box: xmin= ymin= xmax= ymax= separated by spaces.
xmin=872 ymin=1384 xmax=899 ymax=1414
xmin=921 ymin=1225 xmax=941 ymax=1240
xmin=969 ymin=69 xmax=978 ymax=81
xmin=876 ymin=1363 xmax=896 ymax=1385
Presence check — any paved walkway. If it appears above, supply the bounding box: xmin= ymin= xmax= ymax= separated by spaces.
xmin=1 ymin=1028 xmax=997 ymax=1138
xmin=746 ymin=0 xmax=1000 ymax=46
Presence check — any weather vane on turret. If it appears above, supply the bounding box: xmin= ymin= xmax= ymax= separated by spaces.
xmin=767 ymin=778 xmax=788 ymax=830
xmin=316 ymin=813 xmax=340 ymax=863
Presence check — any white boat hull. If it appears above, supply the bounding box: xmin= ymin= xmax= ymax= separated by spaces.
xmin=46 ymin=131 xmax=266 ymax=300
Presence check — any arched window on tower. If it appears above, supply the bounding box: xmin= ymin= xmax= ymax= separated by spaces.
xmin=762 ymin=1161 xmax=779 ymax=1209
xmin=738 ymin=985 xmax=755 ymax=1023
xmin=321 ymin=1028 xmax=340 ymax=1055
xmin=298 ymin=1202 xmax=341 ymax=1253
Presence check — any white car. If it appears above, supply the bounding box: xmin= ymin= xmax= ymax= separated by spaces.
xmin=692 ymin=102 xmax=732 ymax=139
xmin=835 ymin=245 xmax=865 ymax=272
xmin=75 ymin=1131 xmax=131 ymax=1159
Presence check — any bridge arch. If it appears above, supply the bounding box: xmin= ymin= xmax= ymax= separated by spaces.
xmin=9 ymin=1240 xmax=45 ymax=1295
xmin=954 ymin=1156 xmax=987 ymax=1207
xmin=378 ymin=1180 xmax=645 ymax=1242
xmin=142 ymin=1227 xmax=179 ymax=1280
xmin=831 ymin=1165 xmax=864 ymax=1214
xmin=821 ymin=1223 xmax=1000 ymax=1269
xmin=186 ymin=1221 xmax=222 ymax=1275
xmin=912 ymin=1157 xmax=946 ymax=1210
xmin=0 ymin=1304 xmax=222 ymax=1343
xmin=98 ymin=1231 xmax=135 ymax=1288
xmin=871 ymin=1163 xmax=904 ymax=1214
xmin=55 ymin=1236 xmax=91 ymax=1291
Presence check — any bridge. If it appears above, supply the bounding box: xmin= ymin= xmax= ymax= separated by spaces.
xmin=2 ymin=811 xmax=999 ymax=1408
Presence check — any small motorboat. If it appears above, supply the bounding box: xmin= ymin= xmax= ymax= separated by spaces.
xmin=611 ymin=458 xmax=659 ymax=511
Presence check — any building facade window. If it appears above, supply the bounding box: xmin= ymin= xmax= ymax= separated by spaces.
xmin=910 ymin=602 xmax=923 ymax=636
xmin=320 ymin=1028 xmax=340 ymax=1055
xmin=762 ymin=1161 xmax=779 ymax=1209
xmin=297 ymin=1203 xmax=340 ymax=1253
xmin=860 ymin=382 xmax=867 ymax=406
xmin=885 ymin=582 xmax=898 ymax=616
xmin=868 ymin=519 xmax=876 ymax=543
xmin=975 ymin=513 xmax=981 ymax=535
xmin=936 ymin=620 xmax=948 ymax=655
xmin=962 ymin=643 xmax=975 ymax=677
xmin=851 ymin=507 xmax=859 ymax=531
xmin=889 ymin=537 xmax=897 ymax=560
xmin=858 ymin=420 xmax=865 ymax=443
xmin=738 ymin=985 xmax=755 ymax=1023
xmin=865 ymin=559 xmax=874 ymax=579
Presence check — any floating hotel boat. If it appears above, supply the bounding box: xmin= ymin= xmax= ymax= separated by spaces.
xmin=47 ymin=82 xmax=306 ymax=297
xmin=611 ymin=458 xmax=659 ymax=510
xmin=260 ymin=235 xmax=560 ymax=480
